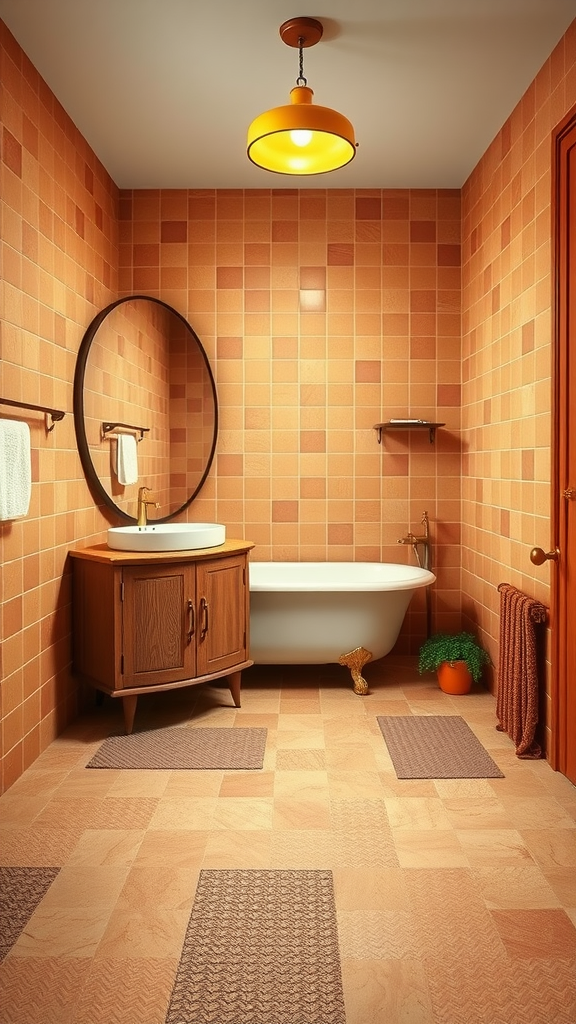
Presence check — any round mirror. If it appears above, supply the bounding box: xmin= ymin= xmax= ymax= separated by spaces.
xmin=73 ymin=296 xmax=218 ymax=524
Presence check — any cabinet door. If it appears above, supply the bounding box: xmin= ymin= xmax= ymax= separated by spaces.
xmin=122 ymin=564 xmax=196 ymax=688
xmin=196 ymin=554 xmax=248 ymax=676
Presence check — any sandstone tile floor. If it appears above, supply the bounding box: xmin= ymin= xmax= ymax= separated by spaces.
xmin=1 ymin=656 xmax=575 ymax=1024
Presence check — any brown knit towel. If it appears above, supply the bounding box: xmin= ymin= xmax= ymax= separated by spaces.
xmin=496 ymin=583 xmax=547 ymax=758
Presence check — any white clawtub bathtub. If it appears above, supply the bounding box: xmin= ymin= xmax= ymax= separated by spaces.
xmin=249 ymin=561 xmax=436 ymax=693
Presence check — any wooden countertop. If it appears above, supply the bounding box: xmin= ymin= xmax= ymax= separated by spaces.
xmin=68 ymin=538 xmax=255 ymax=565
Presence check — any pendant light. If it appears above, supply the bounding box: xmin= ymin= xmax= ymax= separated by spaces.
xmin=247 ymin=17 xmax=357 ymax=175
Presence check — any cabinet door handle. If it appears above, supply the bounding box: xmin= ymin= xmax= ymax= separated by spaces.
xmin=200 ymin=597 xmax=209 ymax=639
xmin=186 ymin=599 xmax=195 ymax=643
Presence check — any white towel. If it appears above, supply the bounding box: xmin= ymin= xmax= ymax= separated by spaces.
xmin=0 ymin=419 xmax=32 ymax=520
xmin=116 ymin=433 xmax=138 ymax=485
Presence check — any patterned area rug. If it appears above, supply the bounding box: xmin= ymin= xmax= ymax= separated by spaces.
xmin=0 ymin=867 xmax=60 ymax=961
xmin=86 ymin=727 xmax=267 ymax=770
xmin=166 ymin=869 xmax=346 ymax=1024
xmin=377 ymin=715 xmax=504 ymax=779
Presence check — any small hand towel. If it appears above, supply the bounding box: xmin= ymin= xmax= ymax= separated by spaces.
xmin=116 ymin=433 xmax=138 ymax=485
xmin=0 ymin=419 xmax=32 ymax=519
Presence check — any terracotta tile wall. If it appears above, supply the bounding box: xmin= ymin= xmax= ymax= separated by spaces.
xmin=461 ymin=20 xmax=576 ymax=748
xmin=0 ymin=22 xmax=119 ymax=791
xmin=119 ymin=187 xmax=463 ymax=646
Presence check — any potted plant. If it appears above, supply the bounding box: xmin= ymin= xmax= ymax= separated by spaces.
xmin=418 ymin=631 xmax=491 ymax=694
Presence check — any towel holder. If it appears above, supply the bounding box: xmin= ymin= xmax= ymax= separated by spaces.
xmin=0 ymin=397 xmax=65 ymax=432
xmin=101 ymin=421 xmax=150 ymax=442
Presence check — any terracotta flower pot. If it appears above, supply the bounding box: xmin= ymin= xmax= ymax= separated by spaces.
xmin=436 ymin=660 xmax=473 ymax=695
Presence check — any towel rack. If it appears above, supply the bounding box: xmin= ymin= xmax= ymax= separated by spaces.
xmin=101 ymin=421 xmax=150 ymax=442
xmin=0 ymin=397 xmax=65 ymax=432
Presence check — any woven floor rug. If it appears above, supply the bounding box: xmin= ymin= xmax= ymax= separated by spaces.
xmin=377 ymin=715 xmax=504 ymax=779
xmin=166 ymin=869 xmax=346 ymax=1024
xmin=0 ymin=867 xmax=60 ymax=962
xmin=86 ymin=727 xmax=267 ymax=770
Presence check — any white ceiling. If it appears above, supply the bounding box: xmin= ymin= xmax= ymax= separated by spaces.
xmin=0 ymin=0 xmax=574 ymax=190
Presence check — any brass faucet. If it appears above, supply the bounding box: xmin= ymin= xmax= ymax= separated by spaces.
xmin=136 ymin=486 xmax=160 ymax=527
xmin=397 ymin=511 xmax=431 ymax=570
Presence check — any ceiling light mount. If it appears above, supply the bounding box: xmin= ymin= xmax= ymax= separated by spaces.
xmin=278 ymin=17 xmax=323 ymax=50
xmin=247 ymin=16 xmax=357 ymax=176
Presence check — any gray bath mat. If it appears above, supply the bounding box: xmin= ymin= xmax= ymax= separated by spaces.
xmin=0 ymin=866 xmax=60 ymax=961
xmin=377 ymin=715 xmax=504 ymax=779
xmin=165 ymin=869 xmax=346 ymax=1024
xmin=86 ymin=726 xmax=267 ymax=770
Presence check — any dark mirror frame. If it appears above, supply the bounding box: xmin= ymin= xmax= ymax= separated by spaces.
xmin=73 ymin=295 xmax=218 ymax=525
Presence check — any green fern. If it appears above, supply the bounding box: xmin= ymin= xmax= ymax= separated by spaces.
xmin=418 ymin=631 xmax=491 ymax=683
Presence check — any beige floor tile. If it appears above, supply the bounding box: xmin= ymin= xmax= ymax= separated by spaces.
xmin=341 ymin=958 xmax=435 ymax=1024
xmin=211 ymin=795 xmax=274 ymax=830
xmin=202 ymin=829 xmax=272 ymax=868
xmin=327 ymin=769 xmax=384 ymax=799
xmin=0 ymin=795 xmax=53 ymax=827
xmin=457 ymin=828 xmax=535 ymax=866
xmin=273 ymin=795 xmax=332 ymax=830
xmin=148 ymin=797 xmax=217 ymax=830
xmin=332 ymin=867 xmax=409 ymax=910
xmin=499 ymin=795 xmax=576 ymax=829
xmin=51 ymin=771 xmax=122 ymax=798
xmin=273 ymin=769 xmax=329 ymax=797
xmin=231 ymin=712 xmax=279 ymax=728
xmin=218 ymin=769 xmax=275 ymax=796
xmin=132 ymin=829 xmax=208 ymax=867
xmin=519 ymin=827 xmax=576 ymax=869
xmin=162 ymin=769 xmax=224 ymax=796
xmin=3 ymin=769 xmax=65 ymax=799
xmin=105 ymin=769 xmax=171 ymax=798
xmin=95 ymin=907 xmax=190 ymax=959
xmin=324 ymin=742 xmax=380 ymax=770
xmin=442 ymin=795 xmax=510 ymax=829
xmin=38 ymin=866 xmax=130 ymax=909
xmin=65 ymin=829 xmax=146 ymax=867
xmin=385 ymin=796 xmax=453 ymax=830
xmin=115 ymin=865 xmax=200 ymax=910
xmin=475 ymin=864 xmax=561 ymax=908
xmin=393 ymin=829 xmax=469 ymax=868
xmin=275 ymin=728 xmax=325 ymax=749
xmin=11 ymin=906 xmax=113 ymax=959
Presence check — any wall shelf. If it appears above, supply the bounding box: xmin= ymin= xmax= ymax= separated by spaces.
xmin=374 ymin=420 xmax=445 ymax=444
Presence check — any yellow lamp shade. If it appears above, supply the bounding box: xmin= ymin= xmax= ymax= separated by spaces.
xmin=247 ymin=86 xmax=356 ymax=175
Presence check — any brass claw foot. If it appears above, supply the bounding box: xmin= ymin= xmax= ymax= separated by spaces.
xmin=338 ymin=646 xmax=372 ymax=695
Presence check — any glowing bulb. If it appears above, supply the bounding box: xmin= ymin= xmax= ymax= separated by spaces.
xmin=290 ymin=129 xmax=313 ymax=147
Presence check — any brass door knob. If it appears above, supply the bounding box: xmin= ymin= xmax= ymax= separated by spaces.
xmin=563 ymin=487 xmax=576 ymax=499
xmin=530 ymin=546 xmax=560 ymax=565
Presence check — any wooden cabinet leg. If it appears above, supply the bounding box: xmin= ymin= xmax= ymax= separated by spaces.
xmin=227 ymin=671 xmax=242 ymax=708
xmin=122 ymin=695 xmax=138 ymax=734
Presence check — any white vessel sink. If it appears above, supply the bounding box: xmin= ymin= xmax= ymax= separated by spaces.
xmin=107 ymin=523 xmax=226 ymax=552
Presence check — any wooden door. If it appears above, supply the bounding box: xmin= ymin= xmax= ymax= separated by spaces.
xmin=552 ymin=107 xmax=576 ymax=785
xmin=196 ymin=554 xmax=248 ymax=676
xmin=122 ymin=563 xmax=196 ymax=688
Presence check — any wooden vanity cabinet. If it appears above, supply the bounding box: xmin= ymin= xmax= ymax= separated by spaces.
xmin=69 ymin=540 xmax=254 ymax=733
